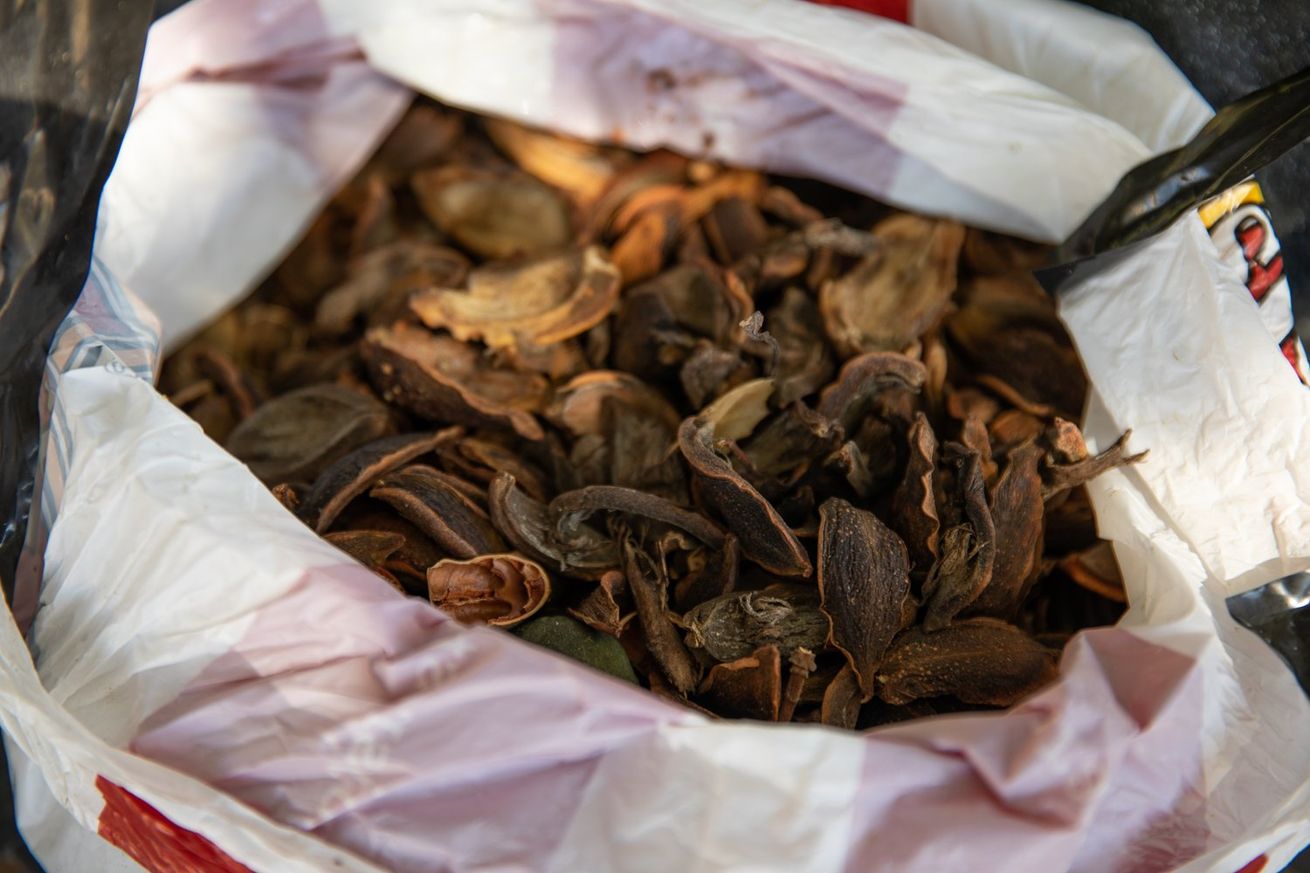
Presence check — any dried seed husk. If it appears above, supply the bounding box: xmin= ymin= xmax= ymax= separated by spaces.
xmin=975 ymin=373 xmax=1057 ymax=419
xmin=778 ymin=647 xmax=816 ymax=722
xmin=316 ymin=241 xmax=469 ymax=336
xmin=677 ymin=418 xmax=812 ymax=577
xmin=1060 ymin=542 xmax=1126 ymax=603
xmin=742 ymin=403 xmax=841 ymax=487
xmin=569 ymin=569 xmax=635 ymax=637
xmin=371 ymin=465 xmax=506 ymax=559
xmin=967 ymin=443 xmax=1045 ymax=619
xmin=325 ymin=530 xmax=406 ymax=569
xmin=427 ymin=553 xmax=550 ymax=627
xmin=683 ymin=584 xmax=829 ymax=662
xmin=961 ymin=413 xmax=996 ymax=482
xmin=584 ymin=150 xmax=689 ymax=239
xmin=680 ymin=342 xmax=754 ymax=408
xmin=875 ymin=619 xmax=1059 ymax=706
xmin=700 ymin=378 xmax=775 ymax=442
xmin=483 ymin=117 xmax=622 ymax=204
xmin=891 ymin=412 xmax=939 ymax=574
xmin=361 ymin=321 xmax=547 ymax=440
xmin=819 ymin=214 xmax=965 ymax=357
xmin=606 ymin=400 xmax=687 ymax=502
xmin=922 ymin=447 xmax=996 ymax=629
xmin=673 ymin=533 xmax=739 ymax=612
xmin=989 ymin=410 xmax=1045 ymax=456
xmin=226 ymin=384 xmax=393 ymax=484
xmin=961 ymin=228 xmax=1048 ymax=275
xmin=946 ymin=387 xmax=1001 ymax=424
xmin=621 ymin=531 xmax=700 ymax=695
xmin=824 ymin=440 xmax=875 ymax=499
xmin=488 ymin=473 xmax=618 ymax=578
xmin=410 ymin=247 xmax=621 ymax=348
xmin=192 ymin=347 xmax=260 ymax=420
xmin=1047 ymin=418 xmax=1089 ymax=464
xmin=820 ymin=663 xmax=863 ymax=729
xmin=698 ymin=644 xmax=782 ymax=721
xmin=613 ymin=264 xmax=737 ymax=376
xmin=702 ymin=196 xmax=770 ymax=265
xmin=550 ymin=486 xmax=725 ymax=549
xmin=441 ymin=436 xmax=550 ymax=504
xmin=1043 ymin=430 xmax=1147 ymax=498
xmin=411 ymin=165 xmax=572 ymax=259
xmin=371 ymin=103 xmax=464 ymax=182
xmin=514 ymin=615 xmax=639 ymax=684
xmin=302 ymin=430 xmax=461 ymax=532
xmin=817 ymin=498 xmax=911 ymax=700
xmin=760 ymin=186 xmax=824 ymax=227
xmin=546 ymin=370 xmax=682 ymax=438
xmin=816 ymin=351 xmax=926 ymax=434
xmin=611 ymin=205 xmax=678 ymax=285
xmin=329 ymin=502 xmax=446 ymax=583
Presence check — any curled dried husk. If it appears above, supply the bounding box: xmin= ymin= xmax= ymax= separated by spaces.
xmin=411 ymin=164 xmax=572 ymax=260
xmin=683 ymin=584 xmax=829 ymax=663
xmin=427 ymin=553 xmax=551 ymax=627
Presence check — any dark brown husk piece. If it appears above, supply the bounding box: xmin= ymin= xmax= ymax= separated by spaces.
xmin=161 ymin=97 xmax=1141 ymax=730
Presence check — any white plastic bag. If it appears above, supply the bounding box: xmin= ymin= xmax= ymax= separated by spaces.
xmin=5 ymin=0 xmax=1309 ymax=871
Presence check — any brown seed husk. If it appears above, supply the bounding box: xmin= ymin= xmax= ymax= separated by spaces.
xmin=698 ymin=644 xmax=782 ymax=721
xmin=1043 ymin=430 xmax=1148 ymax=498
xmin=968 ymin=443 xmax=1044 ymax=619
xmin=427 ymin=553 xmax=551 ymax=627
xmin=325 ymin=530 xmax=406 ymax=573
xmin=892 ymin=412 xmax=939 ymax=574
xmin=620 ymin=531 xmax=700 ymax=695
xmin=371 ymin=465 xmax=506 ymax=559
xmin=876 ymin=618 xmax=1058 ymax=706
xmin=488 ymin=473 xmax=618 ymax=578
xmin=302 ymin=430 xmax=462 ymax=533
xmin=921 ymin=448 xmax=995 ymax=629
xmin=569 ymin=569 xmax=635 ymax=637
xmin=411 ymin=165 xmax=572 ymax=260
xmin=817 ymin=498 xmax=911 ymax=700
xmin=820 ymin=664 xmax=863 ymax=729
xmin=678 ymin=418 xmax=812 ymax=577
xmin=683 ymin=584 xmax=829 ymax=663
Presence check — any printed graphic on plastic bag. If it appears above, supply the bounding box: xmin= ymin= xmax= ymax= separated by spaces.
xmin=0 ymin=0 xmax=1307 ymax=872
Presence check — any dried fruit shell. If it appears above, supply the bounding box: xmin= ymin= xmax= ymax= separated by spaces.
xmin=427 ymin=553 xmax=551 ymax=627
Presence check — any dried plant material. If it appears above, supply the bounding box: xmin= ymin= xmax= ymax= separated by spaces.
xmin=820 ymin=663 xmax=862 ymax=729
xmin=962 ymin=228 xmax=1048 ymax=275
xmin=816 ymin=351 xmax=926 ymax=433
xmin=226 ymin=384 xmax=393 ymax=484
xmin=777 ymin=648 xmax=816 ymax=723
xmin=551 ymin=486 xmax=725 ymax=548
xmin=817 ymin=498 xmax=911 ymax=699
xmin=546 ymin=370 xmax=680 ymax=438
xmin=1060 ymin=542 xmax=1126 ymax=603
xmin=673 ymin=534 xmax=739 ymax=612
xmin=488 ymin=473 xmax=618 ymax=578
xmin=922 ymin=448 xmax=995 ymax=630
xmin=301 ymin=430 xmax=460 ymax=532
xmin=1047 ymin=418 xmax=1089 ymax=464
xmin=683 ymin=584 xmax=829 ymax=662
xmin=411 ymin=165 xmax=572 ymax=259
xmin=678 ymin=418 xmax=812 ymax=577
xmin=698 ymin=645 xmax=782 ymax=720
xmin=325 ymin=530 xmax=406 ymax=570
xmin=371 ymin=465 xmax=506 ymax=559
xmin=967 ymin=444 xmax=1045 ymax=619
xmin=166 ymin=97 xmax=1135 ymax=731
xmin=569 ymin=569 xmax=635 ymax=637
xmin=703 ymin=196 xmax=770 ymax=264
xmin=611 ymin=205 xmax=677 ymax=284
xmin=411 ymin=247 xmax=621 ymax=348
xmin=989 ymin=410 xmax=1045 ymax=456
xmin=427 ymin=553 xmax=550 ymax=627
xmin=484 ymin=117 xmax=621 ymax=204
xmin=1043 ymin=430 xmax=1148 ymax=498
xmin=819 ymin=215 xmax=965 ymax=357
xmin=892 ymin=413 xmax=939 ymax=574
xmin=875 ymin=619 xmax=1059 ymax=706
xmin=270 ymin=482 xmax=302 ymax=514
xmin=515 ymin=615 xmax=639 ymax=684
xmin=316 ymin=241 xmax=469 ymax=336
xmin=362 ymin=321 xmax=547 ymax=440
xmin=700 ymin=378 xmax=775 ymax=442
xmin=621 ymin=532 xmax=700 ymax=695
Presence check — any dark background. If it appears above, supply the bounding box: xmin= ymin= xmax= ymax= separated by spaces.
xmin=0 ymin=0 xmax=1306 ymax=870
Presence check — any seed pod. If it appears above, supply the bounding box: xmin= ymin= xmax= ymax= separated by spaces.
xmin=411 ymin=165 xmax=572 ymax=260
xmin=226 ymin=384 xmax=393 ymax=485
xmin=488 ymin=473 xmax=618 ymax=578
xmin=875 ymin=619 xmax=1059 ymax=707
xmin=568 ymin=569 xmax=635 ymax=637
xmin=968 ymin=443 xmax=1044 ymax=619
xmin=816 ymin=351 xmax=926 ymax=435
xmin=550 ymin=486 xmax=725 ymax=549
xmin=922 ymin=447 xmax=995 ymax=630
xmin=301 ymin=430 xmax=462 ymax=533
xmin=1043 ymin=430 xmax=1148 ymax=498
xmin=325 ymin=530 xmax=406 ymax=569
xmin=817 ymin=498 xmax=911 ymax=700
xmin=697 ymin=644 xmax=782 ymax=721
xmin=683 ymin=584 xmax=829 ymax=663
xmin=891 ymin=412 xmax=939 ymax=574
xmin=820 ymin=663 xmax=862 ymax=730
xmin=620 ymin=531 xmax=700 ymax=695
xmin=778 ymin=647 xmax=817 ymax=723
xmin=677 ymin=418 xmax=812 ymax=577
xmin=371 ymin=465 xmax=505 ymax=559
xmin=427 ymin=553 xmax=550 ymax=627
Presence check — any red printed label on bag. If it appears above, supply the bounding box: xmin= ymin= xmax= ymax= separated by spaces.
xmin=806 ymin=0 xmax=910 ymax=24
xmin=96 ymin=776 xmax=253 ymax=873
